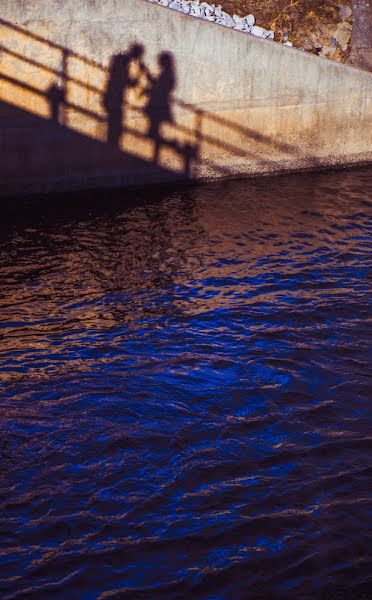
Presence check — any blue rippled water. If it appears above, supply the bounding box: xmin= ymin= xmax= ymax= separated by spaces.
xmin=0 ymin=168 xmax=371 ymax=600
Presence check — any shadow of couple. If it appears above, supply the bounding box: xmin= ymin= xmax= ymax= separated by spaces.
xmin=103 ymin=44 xmax=177 ymax=163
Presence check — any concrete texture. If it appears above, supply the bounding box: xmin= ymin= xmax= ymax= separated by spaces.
xmin=0 ymin=0 xmax=371 ymax=197
xmin=351 ymin=0 xmax=372 ymax=70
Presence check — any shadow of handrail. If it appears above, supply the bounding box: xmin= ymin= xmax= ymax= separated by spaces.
xmin=0 ymin=16 xmax=300 ymax=184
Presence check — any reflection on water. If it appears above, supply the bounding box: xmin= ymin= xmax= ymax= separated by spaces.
xmin=0 ymin=169 xmax=371 ymax=599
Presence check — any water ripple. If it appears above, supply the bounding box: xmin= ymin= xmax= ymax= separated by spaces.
xmin=0 ymin=168 xmax=371 ymax=599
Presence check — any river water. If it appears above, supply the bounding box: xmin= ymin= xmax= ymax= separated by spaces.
xmin=0 ymin=168 xmax=371 ymax=599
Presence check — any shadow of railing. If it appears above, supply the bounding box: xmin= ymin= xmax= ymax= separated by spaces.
xmin=0 ymin=17 xmax=301 ymax=189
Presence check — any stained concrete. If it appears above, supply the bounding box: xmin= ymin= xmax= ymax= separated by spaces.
xmin=0 ymin=0 xmax=371 ymax=197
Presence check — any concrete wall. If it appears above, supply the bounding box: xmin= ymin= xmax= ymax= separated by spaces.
xmin=0 ymin=0 xmax=371 ymax=197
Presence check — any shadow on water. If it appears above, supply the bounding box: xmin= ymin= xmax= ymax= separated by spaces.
xmin=0 ymin=17 xmax=309 ymax=199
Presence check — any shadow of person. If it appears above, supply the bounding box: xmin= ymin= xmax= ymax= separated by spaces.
xmin=47 ymin=82 xmax=65 ymax=124
xmin=145 ymin=52 xmax=176 ymax=164
xmin=46 ymin=50 xmax=68 ymax=126
xmin=103 ymin=44 xmax=145 ymax=148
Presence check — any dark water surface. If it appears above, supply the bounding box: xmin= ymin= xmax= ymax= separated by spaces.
xmin=0 ymin=169 xmax=371 ymax=600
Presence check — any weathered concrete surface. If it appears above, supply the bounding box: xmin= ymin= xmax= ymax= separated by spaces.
xmin=351 ymin=0 xmax=372 ymax=70
xmin=0 ymin=0 xmax=371 ymax=197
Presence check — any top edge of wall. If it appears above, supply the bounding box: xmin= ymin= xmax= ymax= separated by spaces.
xmin=138 ymin=0 xmax=372 ymax=77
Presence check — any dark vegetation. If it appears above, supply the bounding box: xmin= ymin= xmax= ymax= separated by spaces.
xmin=220 ymin=0 xmax=353 ymax=62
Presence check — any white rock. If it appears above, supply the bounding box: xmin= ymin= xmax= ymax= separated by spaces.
xmin=148 ymin=1 xmax=274 ymax=41
xmin=213 ymin=6 xmax=233 ymax=27
xmin=201 ymin=2 xmax=216 ymax=21
xmin=221 ymin=12 xmax=235 ymax=28
xmin=190 ymin=0 xmax=202 ymax=17
xmin=244 ymin=14 xmax=255 ymax=28
xmin=170 ymin=0 xmax=186 ymax=11
xmin=250 ymin=25 xmax=266 ymax=38
xmin=233 ymin=14 xmax=246 ymax=31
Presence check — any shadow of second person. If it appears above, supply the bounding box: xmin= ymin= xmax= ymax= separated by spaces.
xmin=145 ymin=52 xmax=176 ymax=164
